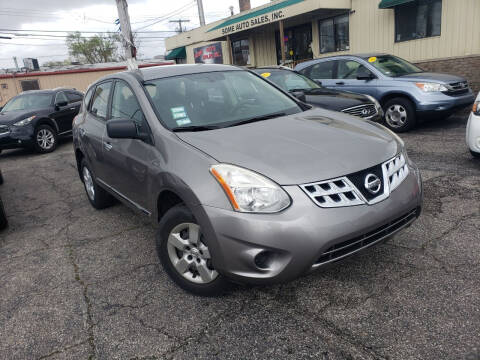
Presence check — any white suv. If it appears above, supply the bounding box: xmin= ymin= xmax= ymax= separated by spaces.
xmin=467 ymin=92 xmax=480 ymax=158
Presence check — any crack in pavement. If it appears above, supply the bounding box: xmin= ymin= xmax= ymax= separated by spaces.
xmin=37 ymin=339 xmax=90 ymax=359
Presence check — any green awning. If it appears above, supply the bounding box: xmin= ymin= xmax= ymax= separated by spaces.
xmin=165 ymin=47 xmax=186 ymax=60
xmin=378 ymin=0 xmax=415 ymax=9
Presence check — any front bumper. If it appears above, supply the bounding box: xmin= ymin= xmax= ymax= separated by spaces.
xmin=194 ymin=164 xmax=423 ymax=285
xmin=416 ymin=91 xmax=475 ymax=116
xmin=0 ymin=125 xmax=35 ymax=150
xmin=466 ymin=112 xmax=480 ymax=153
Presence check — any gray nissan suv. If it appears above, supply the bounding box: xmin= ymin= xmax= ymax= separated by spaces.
xmin=73 ymin=64 xmax=423 ymax=296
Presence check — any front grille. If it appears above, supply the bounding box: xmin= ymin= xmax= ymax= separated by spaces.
xmin=341 ymin=103 xmax=378 ymax=118
xmin=0 ymin=125 xmax=9 ymax=135
xmin=445 ymin=81 xmax=469 ymax=95
xmin=347 ymin=164 xmax=385 ymax=202
xmin=301 ymin=177 xmax=364 ymax=208
xmin=301 ymin=153 xmax=410 ymax=208
xmin=383 ymin=153 xmax=409 ymax=192
xmin=314 ymin=208 xmax=418 ymax=266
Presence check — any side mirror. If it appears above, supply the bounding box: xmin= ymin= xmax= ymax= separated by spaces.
xmin=356 ymin=71 xmax=375 ymax=81
xmin=107 ymin=119 xmax=139 ymax=139
xmin=289 ymin=90 xmax=306 ymax=103
xmin=55 ymin=101 xmax=68 ymax=108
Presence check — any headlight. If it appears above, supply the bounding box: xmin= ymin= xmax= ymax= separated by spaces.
xmin=210 ymin=164 xmax=291 ymax=213
xmin=13 ymin=115 xmax=35 ymax=126
xmin=365 ymin=95 xmax=382 ymax=110
xmin=473 ymin=101 xmax=480 ymax=116
xmin=415 ymin=82 xmax=448 ymax=92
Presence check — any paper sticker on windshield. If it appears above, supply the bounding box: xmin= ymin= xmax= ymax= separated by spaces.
xmin=171 ymin=106 xmax=191 ymax=126
xmin=368 ymin=56 xmax=377 ymax=63
xmin=260 ymin=72 xmax=271 ymax=78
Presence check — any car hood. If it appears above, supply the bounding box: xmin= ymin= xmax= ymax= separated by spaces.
xmin=176 ymin=108 xmax=400 ymax=185
xmin=0 ymin=109 xmax=39 ymax=125
xmin=396 ymin=72 xmax=466 ymax=84
xmin=303 ymin=88 xmax=371 ymax=111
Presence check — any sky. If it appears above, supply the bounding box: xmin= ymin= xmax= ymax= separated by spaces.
xmin=0 ymin=0 xmax=270 ymax=69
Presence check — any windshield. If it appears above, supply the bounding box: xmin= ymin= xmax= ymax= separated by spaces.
xmin=256 ymin=70 xmax=321 ymax=92
xmin=1 ymin=94 xmax=52 ymax=112
xmin=367 ymin=55 xmax=423 ymax=77
xmin=144 ymin=70 xmax=302 ymax=130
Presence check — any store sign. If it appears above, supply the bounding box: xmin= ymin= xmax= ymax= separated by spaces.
xmin=208 ymin=0 xmax=305 ymax=36
xmin=194 ymin=42 xmax=223 ymax=64
xmin=220 ymin=10 xmax=285 ymax=35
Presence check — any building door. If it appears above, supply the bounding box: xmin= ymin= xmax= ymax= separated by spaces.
xmin=275 ymin=23 xmax=312 ymax=65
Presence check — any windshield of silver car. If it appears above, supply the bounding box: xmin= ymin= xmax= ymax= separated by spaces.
xmin=144 ymin=70 xmax=303 ymax=130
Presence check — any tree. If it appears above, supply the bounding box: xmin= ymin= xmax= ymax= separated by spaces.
xmin=66 ymin=32 xmax=120 ymax=64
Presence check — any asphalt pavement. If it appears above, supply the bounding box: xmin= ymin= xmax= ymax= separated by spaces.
xmin=0 ymin=114 xmax=479 ymax=360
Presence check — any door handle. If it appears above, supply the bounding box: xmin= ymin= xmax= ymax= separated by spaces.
xmin=336 ymin=81 xmax=345 ymax=85
xmin=104 ymin=142 xmax=113 ymax=151
xmin=69 ymin=107 xmax=76 ymax=110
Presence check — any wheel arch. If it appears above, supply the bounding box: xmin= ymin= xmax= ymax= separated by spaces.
xmin=34 ymin=117 xmax=59 ymax=133
xmin=153 ymin=174 xmax=203 ymax=224
xmin=74 ymin=148 xmax=85 ymax=180
xmin=379 ymin=92 xmax=417 ymax=110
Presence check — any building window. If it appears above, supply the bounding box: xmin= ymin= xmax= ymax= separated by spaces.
xmin=318 ymin=14 xmax=349 ymax=54
xmin=395 ymin=0 xmax=442 ymax=42
xmin=275 ymin=23 xmax=313 ymax=64
xmin=232 ymin=39 xmax=250 ymax=66
xmin=20 ymin=79 xmax=39 ymax=91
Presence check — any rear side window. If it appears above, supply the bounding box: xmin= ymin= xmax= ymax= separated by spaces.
xmin=306 ymin=61 xmax=335 ymax=79
xmin=66 ymin=91 xmax=83 ymax=103
xmin=90 ymin=82 xmax=112 ymax=119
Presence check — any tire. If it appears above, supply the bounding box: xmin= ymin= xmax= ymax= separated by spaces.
xmin=80 ymin=159 xmax=114 ymax=209
xmin=471 ymin=150 xmax=480 ymax=158
xmin=33 ymin=124 xmax=58 ymax=153
xmin=383 ymin=97 xmax=416 ymax=133
xmin=156 ymin=204 xmax=229 ymax=296
xmin=0 ymin=197 xmax=7 ymax=230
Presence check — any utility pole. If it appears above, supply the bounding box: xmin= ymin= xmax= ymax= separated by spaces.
xmin=169 ymin=19 xmax=190 ymax=33
xmin=13 ymin=57 xmax=19 ymax=71
xmin=196 ymin=0 xmax=206 ymax=26
xmin=115 ymin=0 xmax=138 ymax=70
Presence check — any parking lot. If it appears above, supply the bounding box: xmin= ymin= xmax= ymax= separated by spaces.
xmin=0 ymin=114 xmax=478 ymax=360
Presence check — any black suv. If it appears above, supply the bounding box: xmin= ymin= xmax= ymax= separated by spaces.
xmin=0 ymin=88 xmax=83 ymax=153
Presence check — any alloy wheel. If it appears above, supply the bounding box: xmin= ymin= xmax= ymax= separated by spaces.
xmin=82 ymin=167 xmax=95 ymax=201
xmin=36 ymin=129 xmax=55 ymax=150
xmin=167 ymin=222 xmax=218 ymax=284
xmin=385 ymin=104 xmax=408 ymax=128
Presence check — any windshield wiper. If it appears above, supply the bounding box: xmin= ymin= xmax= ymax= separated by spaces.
xmin=228 ymin=112 xmax=286 ymax=127
xmin=171 ymin=125 xmax=220 ymax=132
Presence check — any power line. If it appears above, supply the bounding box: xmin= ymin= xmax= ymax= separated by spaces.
xmin=0 ymin=28 xmax=176 ymax=34
xmin=134 ymin=2 xmax=196 ymax=31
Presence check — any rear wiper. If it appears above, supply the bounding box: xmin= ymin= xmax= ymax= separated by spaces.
xmin=171 ymin=125 xmax=219 ymax=132
xmin=228 ymin=112 xmax=286 ymax=127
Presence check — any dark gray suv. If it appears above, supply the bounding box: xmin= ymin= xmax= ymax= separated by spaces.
xmin=73 ymin=64 xmax=423 ymax=296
